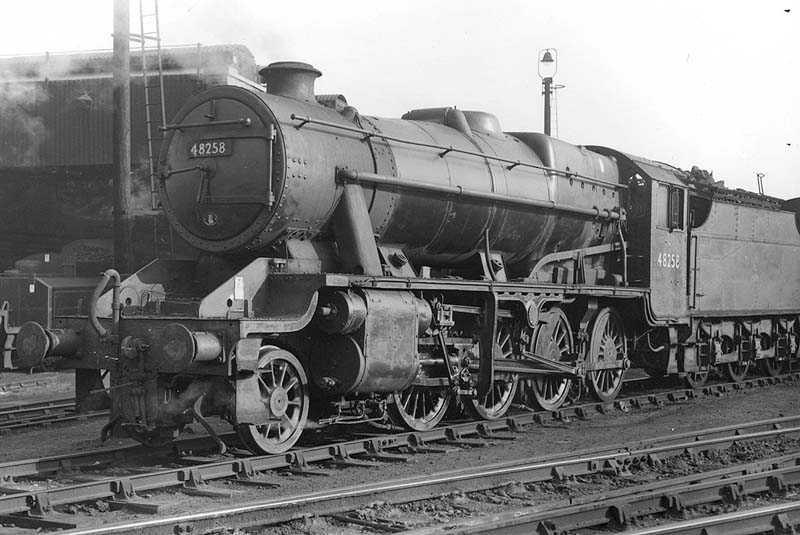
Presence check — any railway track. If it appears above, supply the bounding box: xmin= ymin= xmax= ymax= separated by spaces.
xmin=38 ymin=414 xmax=800 ymax=534
xmin=0 ymin=371 xmax=795 ymax=482
xmin=390 ymin=450 xmax=800 ymax=534
xmin=0 ymin=372 xmax=794 ymax=532
xmin=0 ymin=398 xmax=107 ymax=432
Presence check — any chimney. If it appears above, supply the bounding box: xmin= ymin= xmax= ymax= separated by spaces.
xmin=259 ymin=61 xmax=321 ymax=102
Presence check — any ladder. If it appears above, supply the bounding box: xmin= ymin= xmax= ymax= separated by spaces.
xmin=130 ymin=0 xmax=171 ymax=256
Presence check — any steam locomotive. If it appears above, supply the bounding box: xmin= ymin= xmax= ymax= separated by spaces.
xmin=16 ymin=61 xmax=800 ymax=454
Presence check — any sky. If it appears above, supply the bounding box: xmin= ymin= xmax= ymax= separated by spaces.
xmin=1 ymin=0 xmax=798 ymax=199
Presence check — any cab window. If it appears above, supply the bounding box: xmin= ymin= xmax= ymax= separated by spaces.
xmin=656 ymin=184 xmax=684 ymax=230
xmin=656 ymin=185 xmax=669 ymax=227
xmin=670 ymin=189 xmax=684 ymax=229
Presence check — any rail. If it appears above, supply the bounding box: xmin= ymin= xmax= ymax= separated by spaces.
xmin=38 ymin=411 xmax=800 ymax=534
xmin=402 ymin=451 xmax=800 ymax=534
xmin=0 ymin=375 xmax=796 ymax=512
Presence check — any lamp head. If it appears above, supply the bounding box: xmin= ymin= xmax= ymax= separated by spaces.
xmin=538 ymin=48 xmax=557 ymax=79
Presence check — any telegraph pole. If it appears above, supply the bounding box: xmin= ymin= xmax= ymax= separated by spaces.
xmin=113 ymin=0 xmax=134 ymax=272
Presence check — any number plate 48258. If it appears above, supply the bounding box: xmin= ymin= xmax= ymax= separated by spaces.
xmin=189 ymin=139 xmax=232 ymax=158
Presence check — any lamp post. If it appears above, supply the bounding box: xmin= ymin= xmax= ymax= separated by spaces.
xmin=538 ymin=48 xmax=557 ymax=136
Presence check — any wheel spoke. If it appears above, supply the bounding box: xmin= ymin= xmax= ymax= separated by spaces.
xmin=259 ymin=422 xmax=273 ymax=438
xmin=257 ymin=375 xmax=272 ymax=395
xmin=277 ymin=362 xmax=288 ymax=386
xmin=499 ymin=331 xmax=511 ymax=350
xmin=284 ymin=377 xmax=299 ymax=393
xmin=555 ymin=330 xmax=566 ymax=348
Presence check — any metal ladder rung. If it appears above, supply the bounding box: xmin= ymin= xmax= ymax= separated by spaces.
xmin=130 ymin=34 xmax=159 ymax=42
xmin=138 ymin=0 xmax=167 ymax=235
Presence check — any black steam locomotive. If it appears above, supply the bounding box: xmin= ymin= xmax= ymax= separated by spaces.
xmin=17 ymin=61 xmax=800 ymax=454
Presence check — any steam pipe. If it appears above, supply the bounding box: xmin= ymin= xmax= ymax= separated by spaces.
xmin=338 ymin=169 xmax=624 ymax=221
xmin=90 ymin=269 xmax=122 ymax=338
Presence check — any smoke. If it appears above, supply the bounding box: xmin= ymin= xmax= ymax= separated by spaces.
xmin=0 ymin=79 xmax=48 ymax=166
xmin=0 ymin=52 xmax=123 ymax=168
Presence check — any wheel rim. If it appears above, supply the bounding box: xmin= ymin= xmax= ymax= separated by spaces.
xmin=759 ymin=358 xmax=783 ymax=377
xmin=521 ymin=308 xmax=573 ymax=411
xmin=758 ymin=334 xmax=783 ymax=377
xmin=388 ymin=386 xmax=451 ymax=431
xmin=684 ymin=370 xmax=709 ymax=388
xmin=467 ymin=320 xmax=519 ymax=420
xmin=587 ymin=308 xmax=626 ymax=402
xmin=724 ymin=361 xmax=750 ymax=382
xmin=237 ymin=347 xmax=308 ymax=454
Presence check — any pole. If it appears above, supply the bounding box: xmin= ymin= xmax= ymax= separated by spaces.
xmin=113 ymin=0 xmax=134 ymax=273
xmin=543 ymin=76 xmax=552 ymax=136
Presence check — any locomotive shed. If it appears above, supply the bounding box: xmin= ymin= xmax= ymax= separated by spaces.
xmin=0 ymin=4 xmax=798 ymax=533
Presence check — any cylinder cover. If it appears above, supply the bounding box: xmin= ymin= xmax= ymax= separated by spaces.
xmin=311 ymin=290 xmax=428 ymax=394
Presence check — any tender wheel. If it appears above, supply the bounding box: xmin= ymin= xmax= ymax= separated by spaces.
xmin=519 ymin=307 xmax=574 ymax=411
xmin=587 ymin=307 xmax=626 ymax=402
xmin=723 ymin=361 xmax=750 ymax=382
xmin=683 ymin=370 xmax=709 ymax=388
xmin=757 ymin=334 xmax=783 ymax=377
xmin=237 ymin=346 xmax=309 ymax=455
xmin=388 ymin=386 xmax=452 ymax=431
xmin=466 ymin=319 xmax=519 ymax=420
xmin=759 ymin=358 xmax=783 ymax=377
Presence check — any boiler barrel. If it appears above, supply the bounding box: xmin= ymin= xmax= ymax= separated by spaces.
xmin=158 ymin=78 xmax=622 ymax=276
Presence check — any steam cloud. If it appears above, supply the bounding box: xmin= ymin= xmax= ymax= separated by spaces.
xmin=0 ymin=78 xmax=47 ymax=166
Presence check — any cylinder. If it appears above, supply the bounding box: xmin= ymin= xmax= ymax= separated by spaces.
xmin=311 ymin=290 xmax=424 ymax=395
xmin=316 ymin=291 xmax=368 ymax=335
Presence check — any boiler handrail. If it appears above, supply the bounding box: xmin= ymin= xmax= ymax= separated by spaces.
xmin=292 ymin=114 xmax=627 ymax=191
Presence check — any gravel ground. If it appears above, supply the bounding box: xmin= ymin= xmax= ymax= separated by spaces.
xmin=2 ymin=371 xmax=800 ymax=533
